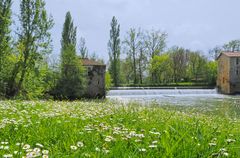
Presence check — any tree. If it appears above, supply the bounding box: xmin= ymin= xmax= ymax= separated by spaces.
xmin=145 ymin=29 xmax=167 ymax=59
xmin=123 ymin=28 xmax=141 ymax=84
xmin=55 ymin=11 xmax=85 ymax=100
xmin=169 ymin=47 xmax=188 ymax=83
xmin=138 ymin=45 xmax=147 ymax=84
xmin=0 ymin=0 xmax=12 ymax=96
xmin=149 ymin=54 xmax=171 ymax=84
xmin=108 ymin=16 xmax=121 ymax=87
xmin=223 ymin=40 xmax=240 ymax=52
xmin=7 ymin=0 xmax=54 ymax=97
xmin=79 ymin=37 xmax=88 ymax=58
xmin=205 ymin=61 xmax=217 ymax=85
xmin=144 ymin=29 xmax=167 ymax=83
xmin=210 ymin=40 xmax=240 ymax=60
xmin=187 ymin=51 xmax=207 ymax=82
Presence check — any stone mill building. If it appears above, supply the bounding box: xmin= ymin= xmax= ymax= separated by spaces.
xmin=81 ymin=58 xmax=106 ymax=98
xmin=217 ymin=52 xmax=240 ymax=94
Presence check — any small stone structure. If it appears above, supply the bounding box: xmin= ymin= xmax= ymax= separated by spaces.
xmin=81 ymin=58 xmax=106 ymax=98
xmin=217 ymin=52 xmax=240 ymax=94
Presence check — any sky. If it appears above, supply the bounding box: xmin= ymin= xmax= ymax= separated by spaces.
xmin=12 ymin=0 xmax=240 ymax=62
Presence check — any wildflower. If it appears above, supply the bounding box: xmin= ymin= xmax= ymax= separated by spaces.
xmin=149 ymin=145 xmax=157 ymax=148
xmin=219 ymin=148 xmax=227 ymax=152
xmin=3 ymin=154 xmax=13 ymax=158
xmin=223 ymin=152 xmax=229 ymax=157
xmin=36 ymin=143 xmax=44 ymax=148
xmin=139 ymin=148 xmax=147 ymax=152
xmin=105 ymin=136 xmax=114 ymax=142
xmin=26 ymin=151 xmax=39 ymax=158
xmin=33 ymin=148 xmax=41 ymax=154
xmin=42 ymin=155 xmax=49 ymax=158
xmin=135 ymin=139 xmax=142 ymax=142
xmin=136 ymin=134 xmax=145 ymax=138
xmin=42 ymin=150 xmax=49 ymax=155
xmin=3 ymin=146 xmax=9 ymax=150
xmin=208 ymin=143 xmax=216 ymax=147
xmin=26 ymin=149 xmax=33 ymax=152
xmin=23 ymin=144 xmax=31 ymax=150
xmin=152 ymin=141 xmax=158 ymax=144
xmin=95 ymin=147 xmax=100 ymax=152
xmin=77 ymin=141 xmax=84 ymax=148
xmin=226 ymin=139 xmax=236 ymax=144
xmin=102 ymin=148 xmax=110 ymax=154
xmin=70 ymin=145 xmax=77 ymax=151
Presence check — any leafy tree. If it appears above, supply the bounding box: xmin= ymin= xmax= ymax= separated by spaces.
xmin=108 ymin=16 xmax=121 ymax=87
xmin=223 ymin=40 xmax=240 ymax=52
xmin=145 ymin=29 xmax=167 ymax=59
xmin=138 ymin=45 xmax=147 ymax=84
xmin=187 ymin=51 xmax=207 ymax=81
xmin=55 ymin=11 xmax=85 ymax=100
xmin=205 ymin=61 xmax=217 ymax=85
xmin=123 ymin=28 xmax=142 ymax=84
xmin=0 ymin=0 xmax=12 ymax=96
xmin=169 ymin=47 xmax=188 ymax=83
xmin=210 ymin=40 xmax=240 ymax=60
xmin=145 ymin=29 xmax=167 ymax=83
xmin=7 ymin=0 xmax=54 ymax=97
xmin=120 ymin=58 xmax=133 ymax=84
xmin=105 ymin=71 xmax=112 ymax=91
xmin=79 ymin=37 xmax=88 ymax=58
xmin=149 ymin=54 xmax=171 ymax=84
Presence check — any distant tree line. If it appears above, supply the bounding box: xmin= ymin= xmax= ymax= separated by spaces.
xmin=0 ymin=0 xmax=239 ymax=99
xmin=107 ymin=17 xmax=240 ymax=87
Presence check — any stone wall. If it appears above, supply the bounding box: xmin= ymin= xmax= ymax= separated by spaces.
xmin=85 ymin=65 xmax=106 ymax=98
xmin=217 ymin=55 xmax=230 ymax=94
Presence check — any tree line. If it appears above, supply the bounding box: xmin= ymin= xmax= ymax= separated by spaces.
xmin=107 ymin=17 xmax=240 ymax=87
xmin=0 ymin=0 xmax=87 ymax=99
xmin=0 ymin=0 xmax=239 ymax=99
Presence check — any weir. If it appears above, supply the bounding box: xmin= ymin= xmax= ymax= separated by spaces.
xmin=107 ymin=89 xmax=228 ymax=106
xmin=108 ymin=89 xmax=218 ymax=96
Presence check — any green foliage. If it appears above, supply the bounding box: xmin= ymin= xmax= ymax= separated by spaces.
xmin=79 ymin=37 xmax=88 ymax=58
xmin=108 ymin=16 xmax=121 ymax=87
xmin=57 ymin=45 xmax=86 ymax=99
xmin=0 ymin=0 xmax=12 ymax=97
xmin=54 ymin=12 xmax=86 ymax=100
xmin=205 ymin=61 xmax=217 ymax=85
xmin=105 ymin=71 xmax=112 ymax=91
xmin=145 ymin=29 xmax=167 ymax=58
xmin=187 ymin=51 xmax=207 ymax=82
xmin=6 ymin=0 xmax=54 ymax=98
xmin=149 ymin=54 xmax=172 ymax=83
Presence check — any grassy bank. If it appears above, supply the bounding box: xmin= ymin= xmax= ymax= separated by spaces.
xmin=0 ymin=100 xmax=239 ymax=157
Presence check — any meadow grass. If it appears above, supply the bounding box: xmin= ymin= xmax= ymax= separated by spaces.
xmin=0 ymin=100 xmax=239 ymax=157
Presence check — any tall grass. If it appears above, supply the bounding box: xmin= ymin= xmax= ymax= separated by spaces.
xmin=0 ymin=100 xmax=239 ymax=157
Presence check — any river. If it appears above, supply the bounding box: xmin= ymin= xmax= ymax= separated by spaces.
xmin=106 ymin=89 xmax=239 ymax=106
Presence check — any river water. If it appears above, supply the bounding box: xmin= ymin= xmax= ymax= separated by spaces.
xmin=107 ymin=89 xmax=239 ymax=106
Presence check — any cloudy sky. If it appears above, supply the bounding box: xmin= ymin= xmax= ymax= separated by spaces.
xmin=13 ymin=0 xmax=240 ymax=61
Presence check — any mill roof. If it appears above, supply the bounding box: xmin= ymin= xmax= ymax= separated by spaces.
xmin=81 ymin=58 xmax=105 ymax=66
xmin=217 ymin=52 xmax=240 ymax=60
